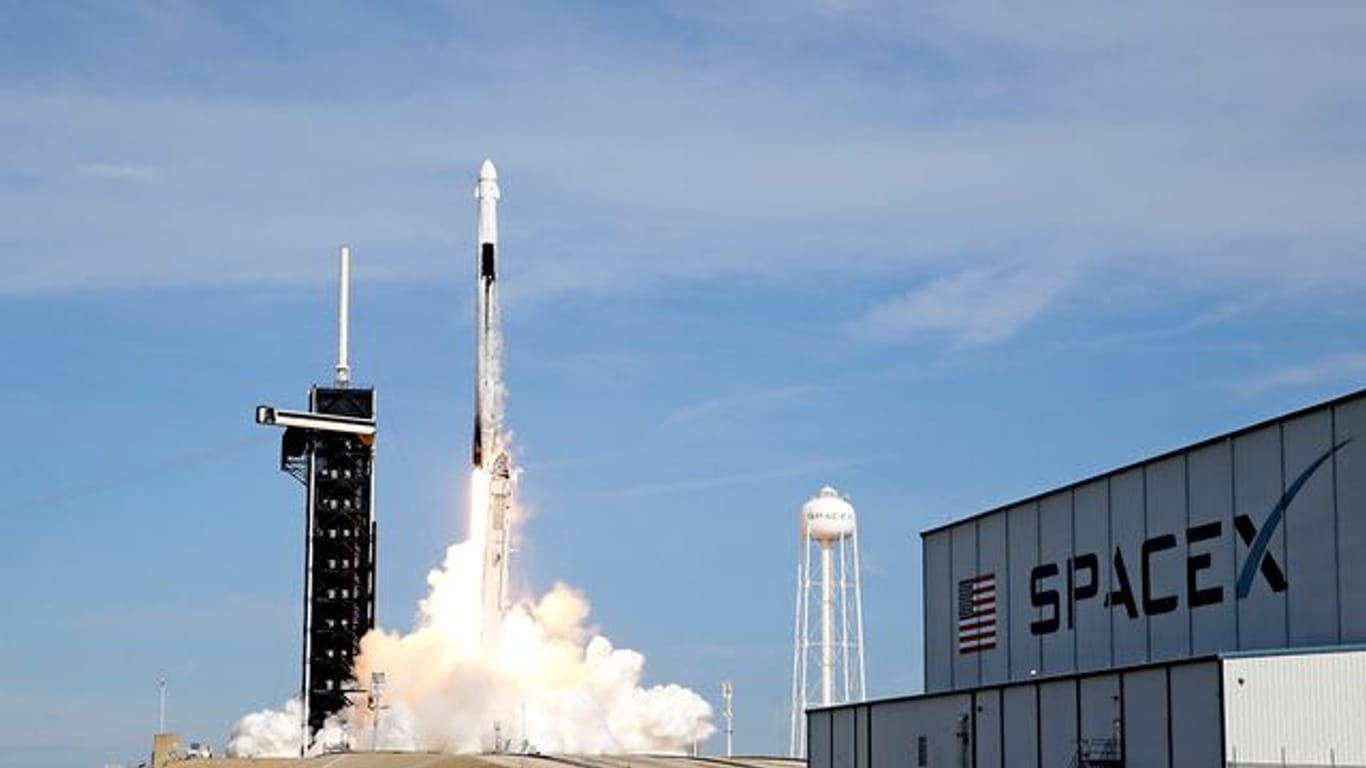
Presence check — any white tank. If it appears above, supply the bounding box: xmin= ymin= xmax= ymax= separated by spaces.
xmin=801 ymin=486 xmax=856 ymax=542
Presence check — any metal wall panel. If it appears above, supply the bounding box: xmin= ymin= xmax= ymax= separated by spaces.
xmin=1001 ymin=684 xmax=1038 ymax=768
xmin=866 ymin=700 xmax=911 ymax=768
xmin=831 ymin=707 xmax=855 ymax=768
xmin=1122 ymin=667 xmax=1170 ymax=768
xmin=853 ymin=705 xmax=869 ymax=768
xmin=1110 ymin=468 xmax=1148 ymax=666
xmin=972 ymin=688 xmax=1002 ymax=768
xmin=1223 ymin=649 xmax=1366 ymax=765
xmin=1168 ymin=660 xmax=1220 ymax=768
xmin=917 ymin=695 xmax=972 ymax=768
xmin=1007 ymin=502 xmax=1041 ymax=680
xmin=951 ymin=523 xmax=981 ymax=688
xmin=923 ymin=530 xmax=952 ymax=692
xmin=1146 ymin=455 xmax=1189 ymax=659
xmin=1233 ymin=424 xmax=1288 ymax=650
xmin=868 ymin=696 xmax=971 ymax=768
xmin=1335 ymin=398 xmax=1366 ymax=643
xmin=1039 ymin=492 xmax=1075 ymax=675
xmin=1038 ymin=679 xmax=1078 ymax=768
xmin=1073 ymin=479 xmax=1112 ymax=672
xmin=1283 ymin=409 xmax=1338 ymax=646
xmin=1078 ymin=674 xmax=1121 ymax=743
xmin=808 ymin=709 xmax=831 ymax=768
xmin=978 ymin=512 xmax=1010 ymax=685
xmin=1186 ymin=439 xmax=1237 ymax=655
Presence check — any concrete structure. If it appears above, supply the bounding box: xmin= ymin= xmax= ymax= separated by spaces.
xmin=808 ymin=388 xmax=1366 ymax=768
xmin=150 ymin=733 xmax=180 ymax=768
xmin=791 ymin=487 xmax=867 ymax=757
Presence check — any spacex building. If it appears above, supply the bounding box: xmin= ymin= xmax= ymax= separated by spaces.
xmin=808 ymin=389 xmax=1366 ymax=767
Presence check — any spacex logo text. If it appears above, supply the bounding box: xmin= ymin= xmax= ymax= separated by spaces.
xmin=1027 ymin=439 xmax=1350 ymax=637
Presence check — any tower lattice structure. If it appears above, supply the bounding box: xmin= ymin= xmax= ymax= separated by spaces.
xmin=790 ymin=486 xmax=866 ymax=758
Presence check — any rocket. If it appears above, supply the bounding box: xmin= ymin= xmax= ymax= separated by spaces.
xmin=473 ymin=157 xmax=501 ymax=470
xmin=473 ymin=158 xmax=513 ymax=648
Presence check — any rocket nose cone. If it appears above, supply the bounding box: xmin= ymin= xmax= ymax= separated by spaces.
xmin=480 ymin=158 xmax=498 ymax=180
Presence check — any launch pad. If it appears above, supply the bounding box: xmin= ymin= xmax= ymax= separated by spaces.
xmin=233 ymin=161 xmax=718 ymax=759
xmin=204 ymin=753 xmax=801 ymax=768
xmin=249 ymin=162 xmax=517 ymax=752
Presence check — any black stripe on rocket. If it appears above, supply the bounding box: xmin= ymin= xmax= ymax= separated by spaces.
xmin=473 ymin=241 xmax=496 ymax=467
xmin=481 ymin=243 xmax=496 ymax=279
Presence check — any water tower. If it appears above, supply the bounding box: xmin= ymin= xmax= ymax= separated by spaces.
xmin=789 ymin=486 xmax=866 ymax=758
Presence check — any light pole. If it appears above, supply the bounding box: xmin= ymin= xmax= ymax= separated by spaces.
xmin=721 ymin=682 xmax=734 ymax=757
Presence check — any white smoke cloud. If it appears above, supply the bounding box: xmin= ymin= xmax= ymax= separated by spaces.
xmin=228 ymin=483 xmax=715 ymax=756
xmin=226 ymin=699 xmax=349 ymax=757
xmin=353 ymin=532 xmax=716 ymax=754
xmin=226 ymin=700 xmax=300 ymax=757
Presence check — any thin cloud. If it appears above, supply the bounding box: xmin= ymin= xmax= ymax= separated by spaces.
xmin=1 ymin=4 xmax=1365 ymax=314
xmin=1051 ymin=298 xmax=1257 ymax=353
xmin=855 ymin=263 xmax=1077 ymax=346
xmin=664 ymin=385 xmax=813 ymax=426
xmin=596 ymin=456 xmax=885 ymax=503
xmin=1238 ymin=352 xmax=1366 ymax=394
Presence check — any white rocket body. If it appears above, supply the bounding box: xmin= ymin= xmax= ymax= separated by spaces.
xmin=473 ymin=159 xmax=512 ymax=652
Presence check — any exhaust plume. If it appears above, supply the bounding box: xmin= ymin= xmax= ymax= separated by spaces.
xmin=228 ymin=471 xmax=715 ymax=756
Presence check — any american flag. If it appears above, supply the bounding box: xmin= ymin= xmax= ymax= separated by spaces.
xmin=957 ymin=573 xmax=997 ymax=654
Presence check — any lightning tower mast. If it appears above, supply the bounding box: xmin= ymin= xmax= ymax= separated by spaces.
xmin=790 ymin=486 xmax=866 ymax=757
xmin=721 ymin=681 xmax=734 ymax=757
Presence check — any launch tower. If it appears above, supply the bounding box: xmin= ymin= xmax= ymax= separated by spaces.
xmin=256 ymin=246 xmax=378 ymax=752
xmin=789 ymin=486 xmax=866 ymax=758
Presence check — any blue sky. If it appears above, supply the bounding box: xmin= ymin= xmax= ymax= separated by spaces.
xmin=4 ymin=2 xmax=1366 ymax=765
